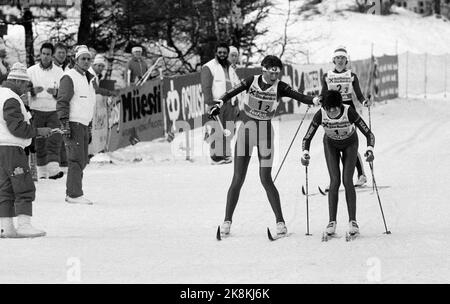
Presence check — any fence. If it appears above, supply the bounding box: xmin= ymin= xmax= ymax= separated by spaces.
xmin=398 ymin=52 xmax=450 ymax=98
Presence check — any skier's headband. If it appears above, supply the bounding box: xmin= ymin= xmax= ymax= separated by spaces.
xmin=333 ymin=48 xmax=348 ymax=59
xmin=262 ymin=66 xmax=281 ymax=73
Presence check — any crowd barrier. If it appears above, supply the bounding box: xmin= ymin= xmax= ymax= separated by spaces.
xmin=89 ymin=54 xmax=400 ymax=154
xmin=398 ymin=52 xmax=450 ymax=98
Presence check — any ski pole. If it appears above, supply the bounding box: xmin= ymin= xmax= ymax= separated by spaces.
xmin=213 ymin=115 xmax=231 ymax=137
xmin=273 ymin=107 xmax=310 ymax=183
xmin=369 ymin=161 xmax=391 ymax=235
xmin=367 ymin=96 xmax=375 ymax=192
xmin=305 ymin=165 xmax=312 ymax=236
xmin=36 ymin=128 xmax=65 ymax=139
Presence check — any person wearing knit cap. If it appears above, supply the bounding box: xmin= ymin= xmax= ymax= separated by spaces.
xmin=27 ymin=42 xmax=65 ymax=180
xmin=321 ymin=46 xmax=371 ymax=188
xmin=56 ymin=45 xmax=96 ymax=205
xmin=126 ymin=46 xmax=148 ymax=86
xmin=0 ymin=62 xmax=52 ymax=238
xmin=228 ymin=46 xmax=240 ymax=69
xmin=0 ymin=42 xmax=10 ymax=85
xmin=89 ymin=55 xmax=117 ymax=97
xmin=227 ymin=45 xmax=244 ymax=117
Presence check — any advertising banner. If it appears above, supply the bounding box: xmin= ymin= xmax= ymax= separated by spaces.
xmin=375 ymin=55 xmax=399 ymax=100
xmin=107 ymin=79 xmax=164 ymax=151
xmin=88 ymin=94 xmax=108 ymax=154
xmin=163 ymin=72 xmax=205 ymax=135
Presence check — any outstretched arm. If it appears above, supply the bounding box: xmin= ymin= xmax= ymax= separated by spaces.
xmin=219 ymin=76 xmax=253 ymax=103
xmin=279 ymin=81 xmax=315 ymax=105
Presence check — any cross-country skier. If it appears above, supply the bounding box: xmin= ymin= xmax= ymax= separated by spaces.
xmin=210 ymin=55 xmax=321 ymax=237
xmin=321 ymin=46 xmax=372 ymax=187
xmin=301 ymin=90 xmax=375 ymax=237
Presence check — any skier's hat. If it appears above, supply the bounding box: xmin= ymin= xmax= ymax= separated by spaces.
xmin=333 ymin=46 xmax=348 ymax=59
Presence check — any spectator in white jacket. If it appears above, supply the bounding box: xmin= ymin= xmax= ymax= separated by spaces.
xmin=27 ymin=42 xmax=64 ymax=179
xmin=201 ymin=42 xmax=240 ymax=165
xmin=56 ymin=45 xmax=96 ymax=205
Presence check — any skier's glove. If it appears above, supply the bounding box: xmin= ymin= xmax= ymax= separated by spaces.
xmin=362 ymin=99 xmax=372 ymax=107
xmin=301 ymin=151 xmax=310 ymax=166
xmin=208 ymin=100 xmax=224 ymax=119
xmin=61 ymin=120 xmax=71 ymax=138
xmin=364 ymin=148 xmax=374 ymax=162
xmin=313 ymin=96 xmax=322 ymax=106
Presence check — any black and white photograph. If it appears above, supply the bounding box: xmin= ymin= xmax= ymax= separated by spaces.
xmin=0 ymin=0 xmax=449 ymax=288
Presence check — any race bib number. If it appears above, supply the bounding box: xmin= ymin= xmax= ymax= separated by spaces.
xmin=248 ymin=98 xmax=274 ymax=113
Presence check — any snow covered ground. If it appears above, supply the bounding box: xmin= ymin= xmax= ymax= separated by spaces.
xmin=1 ymin=97 xmax=449 ymax=284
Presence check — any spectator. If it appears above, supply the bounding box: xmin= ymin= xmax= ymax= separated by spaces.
xmin=201 ymin=42 xmax=240 ymax=165
xmin=0 ymin=62 xmax=50 ymax=238
xmin=53 ymin=42 xmax=70 ymax=72
xmin=228 ymin=46 xmax=240 ymax=69
xmin=228 ymin=45 xmax=244 ymax=113
xmin=27 ymin=42 xmax=65 ymax=179
xmin=126 ymin=46 xmax=148 ymax=86
xmin=89 ymin=54 xmax=117 ymax=96
xmin=0 ymin=43 xmax=10 ymax=85
xmin=53 ymin=42 xmax=70 ymax=173
xmin=56 ymin=45 xmax=96 ymax=205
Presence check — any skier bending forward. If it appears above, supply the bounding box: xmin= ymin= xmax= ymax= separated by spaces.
xmin=301 ymin=90 xmax=375 ymax=237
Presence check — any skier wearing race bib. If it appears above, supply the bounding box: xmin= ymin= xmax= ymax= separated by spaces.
xmin=321 ymin=46 xmax=372 ymax=187
xmin=301 ymin=90 xmax=375 ymax=237
xmin=209 ymin=55 xmax=321 ymax=237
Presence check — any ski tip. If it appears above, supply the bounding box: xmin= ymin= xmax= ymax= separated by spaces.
xmin=267 ymin=227 xmax=274 ymax=241
xmin=301 ymin=185 xmax=306 ymax=195
xmin=216 ymin=226 xmax=222 ymax=241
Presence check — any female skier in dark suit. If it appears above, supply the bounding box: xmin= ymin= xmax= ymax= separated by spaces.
xmin=301 ymin=90 xmax=375 ymax=237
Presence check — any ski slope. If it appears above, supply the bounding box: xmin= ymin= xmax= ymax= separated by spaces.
xmin=1 ymin=97 xmax=449 ymax=283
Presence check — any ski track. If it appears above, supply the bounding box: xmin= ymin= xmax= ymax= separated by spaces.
xmin=0 ymin=98 xmax=449 ymax=284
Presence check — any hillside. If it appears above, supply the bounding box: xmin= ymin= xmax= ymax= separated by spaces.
xmin=3 ymin=0 xmax=450 ymax=74
xmin=254 ymin=0 xmax=450 ymax=64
